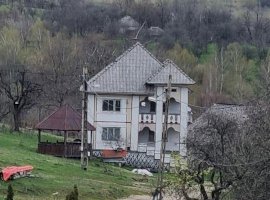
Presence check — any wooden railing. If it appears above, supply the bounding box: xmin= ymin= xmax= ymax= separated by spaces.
xmin=37 ymin=142 xmax=81 ymax=158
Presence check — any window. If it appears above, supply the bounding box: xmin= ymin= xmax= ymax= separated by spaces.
xmin=102 ymin=99 xmax=121 ymax=111
xmin=163 ymin=103 xmax=166 ymax=113
xmin=148 ymin=130 xmax=155 ymax=142
xmin=102 ymin=127 xmax=121 ymax=141
xmin=150 ymin=101 xmax=156 ymax=113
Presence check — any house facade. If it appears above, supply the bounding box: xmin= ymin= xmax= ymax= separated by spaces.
xmin=86 ymin=42 xmax=195 ymax=166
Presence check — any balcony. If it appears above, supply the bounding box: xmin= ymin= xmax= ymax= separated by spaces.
xmin=139 ymin=114 xmax=180 ymax=124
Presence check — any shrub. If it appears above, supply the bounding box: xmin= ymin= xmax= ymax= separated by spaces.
xmin=66 ymin=185 xmax=78 ymax=200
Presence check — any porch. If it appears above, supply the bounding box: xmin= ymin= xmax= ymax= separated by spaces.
xmin=137 ymin=127 xmax=180 ymax=153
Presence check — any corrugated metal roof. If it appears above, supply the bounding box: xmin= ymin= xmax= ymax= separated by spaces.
xmin=147 ymin=59 xmax=195 ymax=85
xmin=87 ymin=42 xmax=194 ymax=94
xmin=35 ymin=104 xmax=95 ymax=131
xmin=189 ymin=104 xmax=247 ymax=131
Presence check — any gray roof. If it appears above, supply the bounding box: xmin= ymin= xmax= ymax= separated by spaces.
xmin=87 ymin=42 xmax=195 ymax=94
xmin=148 ymin=26 xmax=164 ymax=36
xmin=205 ymin=104 xmax=247 ymax=121
xmin=147 ymin=59 xmax=195 ymax=85
xmin=189 ymin=104 xmax=247 ymax=130
xmin=119 ymin=16 xmax=140 ymax=30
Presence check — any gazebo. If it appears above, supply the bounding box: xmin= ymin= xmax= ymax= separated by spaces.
xmin=35 ymin=104 xmax=95 ymax=158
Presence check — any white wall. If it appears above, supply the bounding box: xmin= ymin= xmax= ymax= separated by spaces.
xmin=95 ymin=122 xmax=126 ymax=150
xmin=88 ymin=86 xmax=190 ymax=156
xmin=96 ymin=96 xmax=127 ymax=122
xmin=90 ymin=95 xmax=133 ymax=150
xmin=166 ymin=128 xmax=180 ymax=151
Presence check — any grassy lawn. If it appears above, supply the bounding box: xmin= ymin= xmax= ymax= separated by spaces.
xmin=0 ymin=128 xmax=154 ymax=200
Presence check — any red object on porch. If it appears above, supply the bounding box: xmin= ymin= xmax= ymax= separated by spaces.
xmin=1 ymin=165 xmax=33 ymax=181
xmin=101 ymin=149 xmax=127 ymax=158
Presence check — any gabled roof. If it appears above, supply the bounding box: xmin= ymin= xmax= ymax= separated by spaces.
xmin=146 ymin=59 xmax=195 ymax=85
xmin=87 ymin=43 xmax=194 ymax=94
xmin=35 ymin=104 xmax=95 ymax=131
xmin=87 ymin=42 xmax=162 ymax=94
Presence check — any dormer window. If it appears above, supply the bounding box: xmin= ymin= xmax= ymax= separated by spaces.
xmin=102 ymin=99 xmax=121 ymax=111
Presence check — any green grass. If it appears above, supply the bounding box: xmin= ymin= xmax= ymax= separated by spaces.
xmin=0 ymin=129 xmax=154 ymax=200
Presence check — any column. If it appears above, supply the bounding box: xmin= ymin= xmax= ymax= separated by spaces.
xmin=155 ymin=87 xmax=164 ymax=159
xmin=130 ymin=96 xmax=139 ymax=151
xmin=87 ymin=94 xmax=95 ymax=148
xmin=180 ymin=87 xmax=188 ymax=156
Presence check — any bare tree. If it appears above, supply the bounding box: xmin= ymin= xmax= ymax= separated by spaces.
xmin=169 ymin=106 xmax=249 ymax=200
xmin=0 ymin=92 xmax=10 ymax=121
xmin=234 ymin=100 xmax=270 ymax=199
xmin=0 ymin=68 xmax=41 ymax=131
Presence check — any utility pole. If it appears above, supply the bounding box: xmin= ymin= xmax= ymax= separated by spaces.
xmin=154 ymin=74 xmax=172 ymax=200
xmin=81 ymin=67 xmax=88 ymax=170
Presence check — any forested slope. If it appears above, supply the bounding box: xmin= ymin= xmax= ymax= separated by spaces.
xmin=0 ymin=0 xmax=270 ymax=128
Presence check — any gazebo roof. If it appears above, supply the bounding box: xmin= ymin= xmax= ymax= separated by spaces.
xmin=35 ymin=104 xmax=95 ymax=131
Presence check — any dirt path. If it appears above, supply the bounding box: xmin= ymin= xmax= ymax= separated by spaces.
xmin=118 ymin=195 xmax=151 ymax=200
xmin=118 ymin=195 xmax=175 ymax=200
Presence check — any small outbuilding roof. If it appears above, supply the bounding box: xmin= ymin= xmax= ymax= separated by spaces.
xmin=148 ymin=26 xmax=164 ymax=36
xmin=189 ymin=104 xmax=247 ymax=131
xmin=35 ymin=104 xmax=95 ymax=131
xmin=119 ymin=15 xmax=140 ymax=30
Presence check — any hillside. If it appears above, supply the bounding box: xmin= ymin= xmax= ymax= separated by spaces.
xmin=0 ymin=129 xmax=153 ymax=200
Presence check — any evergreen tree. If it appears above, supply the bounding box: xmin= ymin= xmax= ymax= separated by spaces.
xmin=66 ymin=185 xmax=78 ymax=200
xmin=6 ymin=184 xmax=14 ymax=200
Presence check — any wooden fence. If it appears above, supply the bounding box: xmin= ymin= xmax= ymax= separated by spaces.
xmin=37 ymin=142 xmax=81 ymax=158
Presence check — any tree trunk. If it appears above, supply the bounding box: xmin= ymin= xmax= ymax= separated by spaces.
xmin=13 ymin=105 xmax=20 ymax=132
xmin=200 ymin=184 xmax=209 ymax=200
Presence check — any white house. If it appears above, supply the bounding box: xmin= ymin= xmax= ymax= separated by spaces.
xmin=86 ymin=42 xmax=195 ymax=166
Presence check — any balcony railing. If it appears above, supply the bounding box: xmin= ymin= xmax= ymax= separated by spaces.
xmin=139 ymin=113 xmax=156 ymax=123
xmin=139 ymin=114 xmax=180 ymax=124
xmin=165 ymin=114 xmax=180 ymax=124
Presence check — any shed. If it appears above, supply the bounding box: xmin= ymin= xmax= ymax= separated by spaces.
xmin=35 ymin=104 xmax=95 ymax=158
xmin=148 ymin=26 xmax=164 ymax=37
xmin=119 ymin=15 xmax=140 ymax=33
